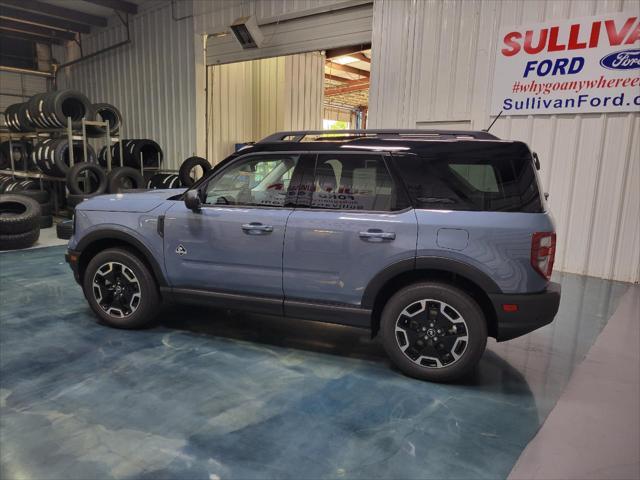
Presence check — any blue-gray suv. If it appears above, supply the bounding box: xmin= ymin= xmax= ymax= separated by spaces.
xmin=66 ymin=130 xmax=561 ymax=382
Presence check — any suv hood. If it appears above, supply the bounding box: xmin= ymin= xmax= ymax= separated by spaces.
xmin=76 ymin=189 xmax=186 ymax=213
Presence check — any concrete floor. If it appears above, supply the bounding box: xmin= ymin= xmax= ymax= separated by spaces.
xmin=0 ymin=245 xmax=634 ymax=480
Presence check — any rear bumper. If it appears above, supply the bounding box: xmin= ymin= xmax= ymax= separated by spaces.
xmin=489 ymin=282 xmax=561 ymax=341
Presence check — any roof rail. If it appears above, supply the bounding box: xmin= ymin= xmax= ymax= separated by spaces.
xmin=258 ymin=129 xmax=499 ymax=143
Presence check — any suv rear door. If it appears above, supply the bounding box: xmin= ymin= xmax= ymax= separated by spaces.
xmin=163 ymin=152 xmax=305 ymax=305
xmin=282 ymin=152 xmax=417 ymax=324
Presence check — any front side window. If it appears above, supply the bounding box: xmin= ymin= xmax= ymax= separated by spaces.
xmin=204 ymin=154 xmax=299 ymax=207
xmin=297 ymin=154 xmax=400 ymax=211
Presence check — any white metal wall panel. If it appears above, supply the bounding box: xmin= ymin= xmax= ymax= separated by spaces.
xmin=207 ymin=52 xmax=323 ymax=163
xmin=204 ymin=3 xmax=372 ymax=65
xmin=369 ymin=0 xmax=640 ymax=283
xmin=0 ymin=72 xmax=49 ymax=126
xmin=57 ymin=2 xmax=196 ymax=170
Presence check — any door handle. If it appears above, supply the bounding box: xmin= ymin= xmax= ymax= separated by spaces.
xmin=359 ymin=229 xmax=396 ymax=241
xmin=241 ymin=222 xmax=274 ymax=234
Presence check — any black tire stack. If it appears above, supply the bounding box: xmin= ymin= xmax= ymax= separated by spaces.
xmin=146 ymin=173 xmax=182 ymax=189
xmin=0 ymin=194 xmax=41 ymax=250
xmin=98 ymin=139 xmax=163 ymax=169
xmin=0 ymin=141 xmax=34 ymax=170
xmin=0 ymin=176 xmax=52 ymax=229
xmin=5 ymin=90 xmax=93 ymax=131
xmin=31 ymin=138 xmax=96 ymax=177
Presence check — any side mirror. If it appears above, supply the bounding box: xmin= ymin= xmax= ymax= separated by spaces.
xmin=184 ymin=189 xmax=202 ymax=211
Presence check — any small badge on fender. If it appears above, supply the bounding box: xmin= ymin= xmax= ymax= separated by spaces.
xmin=176 ymin=244 xmax=187 ymax=256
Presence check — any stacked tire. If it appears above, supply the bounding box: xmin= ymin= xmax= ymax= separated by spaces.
xmin=66 ymin=162 xmax=108 ymax=209
xmin=98 ymin=139 xmax=162 ymax=169
xmin=0 ymin=194 xmax=40 ymax=250
xmin=32 ymin=138 xmax=96 ymax=177
xmin=0 ymin=177 xmax=52 ymax=228
xmin=0 ymin=141 xmax=34 ymax=170
xmin=5 ymin=90 xmax=93 ymax=132
xmin=147 ymin=173 xmax=182 ymax=189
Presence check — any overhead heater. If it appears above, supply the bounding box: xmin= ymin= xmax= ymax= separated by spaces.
xmin=230 ymin=16 xmax=264 ymax=49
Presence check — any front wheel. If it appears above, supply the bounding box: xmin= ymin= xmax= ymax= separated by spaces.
xmin=381 ymin=282 xmax=487 ymax=382
xmin=83 ymin=248 xmax=160 ymax=329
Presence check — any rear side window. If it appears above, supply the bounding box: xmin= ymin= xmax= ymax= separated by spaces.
xmin=394 ymin=142 xmax=543 ymax=212
xmin=296 ymin=153 xmax=405 ymax=211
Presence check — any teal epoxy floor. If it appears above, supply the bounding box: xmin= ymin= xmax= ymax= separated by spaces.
xmin=0 ymin=246 xmax=631 ymax=480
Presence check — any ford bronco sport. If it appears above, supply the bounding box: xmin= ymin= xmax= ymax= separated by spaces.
xmin=66 ymin=130 xmax=561 ymax=382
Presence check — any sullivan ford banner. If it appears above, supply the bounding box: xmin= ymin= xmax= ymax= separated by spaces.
xmin=491 ymin=12 xmax=640 ymax=115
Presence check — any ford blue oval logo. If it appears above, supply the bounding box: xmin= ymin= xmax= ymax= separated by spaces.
xmin=600 ymin=49 xmax=640 ymax=70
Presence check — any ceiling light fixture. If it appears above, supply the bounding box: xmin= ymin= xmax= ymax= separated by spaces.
xmin=333 ymin=56 xmax=359 ymax=65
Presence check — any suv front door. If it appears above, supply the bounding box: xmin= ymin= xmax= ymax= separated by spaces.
xmin=164 ymin=152 xmax=304 ymax=304
xmin=282 ymin=152 xmax=418 ymax=323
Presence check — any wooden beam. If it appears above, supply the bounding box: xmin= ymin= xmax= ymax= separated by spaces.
xmin=0 ymin=18 xmax=76 ymax=40
xmin=351 ymin=52 xmax=370 ymax=63
xmin=326 ymin=44 xmax=371 ymax=59
xmin=0 ymin=0 xmax=107 ymax=27
xmin=0 ymin=5 xmax=91 ymax=33
xmin=325 ymin=61 xmax=369 ymax=78
xmin=325 ymin=73 xmax=349 ymax=83
xmin=82 ymin=0 xmax=138 ymax=15
xmin=325 ymin=80 xmax=369 ymax=97
xmin=0 ymin=29 xmax=63 ymax=44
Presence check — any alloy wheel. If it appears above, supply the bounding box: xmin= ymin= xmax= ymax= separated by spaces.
xmin=92 ymin=262 xmax=141 ymax=318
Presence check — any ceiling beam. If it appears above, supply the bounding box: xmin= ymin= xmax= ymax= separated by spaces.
xmin=0 ymin=29 xmax=63 ymax=44
xmin=350 ymin=52 xmax=370 ymax=63
xmin=0 ymin=5 xmax=91 ymax=33
xmin=0 ymin=18 xmax=76 ymax=41
xmin=326 ymin=44 xmax=371 ymax=59
xmin=325 ymin=80 xmax=369 ymax=97
xmin=82 ymin=0 xmax=138 ymax=15
xmin=325 ymin=73 xmax=349 ymax=83
xmin=0 ymin=0 xmax=107 ymax=27
xmin=325 ymin=61 xmax=369 ymax=78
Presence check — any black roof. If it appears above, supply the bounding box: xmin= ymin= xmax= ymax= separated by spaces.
xmin=258 ymin=129 xmax=499 ymax=143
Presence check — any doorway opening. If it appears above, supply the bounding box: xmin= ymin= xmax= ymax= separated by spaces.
xmin=323 ymin=46 xmax=371 ymax=130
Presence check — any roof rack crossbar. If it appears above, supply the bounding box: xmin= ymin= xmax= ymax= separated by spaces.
xmin=258 ymin=129 xmax=499 ymax=143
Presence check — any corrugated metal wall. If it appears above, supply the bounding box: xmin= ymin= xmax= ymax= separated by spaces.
xmin=207 ymin=52 xmax=323 ymax=163
xmin=0 ymin=72 xmax=50 ymax=127
xmin=56 ymin=2 xmax=196 ymax=170
xmin=369 ymin=0 xmax=640 ymax=283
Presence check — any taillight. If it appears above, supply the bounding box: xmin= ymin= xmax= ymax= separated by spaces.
xmin=531 ymin=232 xmax=556 ymax=280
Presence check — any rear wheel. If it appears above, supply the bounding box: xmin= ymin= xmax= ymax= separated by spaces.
xmin=83 ymin=248 xmax=160 ymax=329
xmin=381 ymin=282 xmax=487 ymax=382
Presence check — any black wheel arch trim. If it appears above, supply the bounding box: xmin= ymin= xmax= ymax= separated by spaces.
xmin=74 ymin=229 xmax=168 ymax=287
xmin=362 ymin=256 xmax=502 ymax=308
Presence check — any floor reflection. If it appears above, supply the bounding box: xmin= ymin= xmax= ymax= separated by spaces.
xmin=0 ymin=247 xmax=631 ymax=480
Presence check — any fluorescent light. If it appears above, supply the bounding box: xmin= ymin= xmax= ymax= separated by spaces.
xmin=333 ymin=56 xmax=359 ymax=65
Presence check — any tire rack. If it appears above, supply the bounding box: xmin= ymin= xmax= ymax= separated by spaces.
xmin=0 ymin=117 xmax=124 ymax=216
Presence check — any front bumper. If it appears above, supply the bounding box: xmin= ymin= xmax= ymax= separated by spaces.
xmin=489 ymin=282 xmax=561 ymax=341
xmin=65 ymin=249 xmax=82 ymax=285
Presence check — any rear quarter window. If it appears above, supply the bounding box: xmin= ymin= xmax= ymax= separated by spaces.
xmin=394 ymin=141 xmax=543 ymax=213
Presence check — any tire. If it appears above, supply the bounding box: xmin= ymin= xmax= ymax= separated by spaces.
xmin=179 ymin=156 xmax=211 ymax=187
xmin=44 ymin=90 xmax=93 ymax=129
xmin=39 ymin=201 xmax=52 ymax=216
xmin=0 ymin=228 xmax=39 ymax=250
xmin=56 ymin=219 xmax=74 ymax=240
xmin=66 ymin=162 xmax=107 ymax=195
xmin=0 ymin=194 xmax=41 ymax=235
xmin=107 ymin=167 xmax=144 ymax=193
xmin=67 ymin=193 xmax=94 ymax=208
xmin=53 ymin=139 xmax=97 ymax=177
xmin=11 ymin=188 xmax=50 ymax=204
xmin=380 ymin=282 xmax=488 ymax=383
xmin=162 ymin=174 xmax=181 ymax=189
xmin=87 ymin=103 xmax=122 ymax=136
xmin=39 ymin=215 xmax=53 ymax=229
xmin=83 ymin=248 xmax=160 ymax=329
